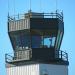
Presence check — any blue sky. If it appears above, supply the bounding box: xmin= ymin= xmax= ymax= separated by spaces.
xmin=0 ymin=0 xmax=75 ymax=75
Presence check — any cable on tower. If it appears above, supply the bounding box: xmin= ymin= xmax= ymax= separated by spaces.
xmin=7 ymin=0 xmax=10 ymax=21
xmin=56 ymin=0 xmax=58 ymax=11
xmin=40 ymin=0 xmax=42 ymax=12
xmin=13 ymin=0 xmax=15 ymax=16
xmin=29 ymin=0 xmax=32 ymax=12
xmin=8 ymin=0 xmax=10 ymax=15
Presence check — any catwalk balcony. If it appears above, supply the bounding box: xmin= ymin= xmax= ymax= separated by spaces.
xmin=7 ymin=11 xmax=68 ymax=65
xmin=8 ymin=12 xmax=63 ymax=32
xmin=8 ymin=11 xmax=64 ymax=51
xmin=5 ymin=50 xmax=69 ymax=65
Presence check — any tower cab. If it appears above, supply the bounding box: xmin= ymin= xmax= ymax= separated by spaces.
xmin=6 ymin=11 xmax=68 ymax=65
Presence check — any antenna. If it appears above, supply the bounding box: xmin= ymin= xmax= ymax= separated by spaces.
xmin=8 ymin=0 xmax=10 ymax=14
xmin=40 ymin=0 xmax=42 ymax=12
xmin=56 ymin=0 xmax=58 ymax=11
xmin=13 ymin=0 xmax=15 ymax=16
xmin=7 ymin=0 xmax=10 ymax=21
xmin=29 ymin=0 xmax=32 ymax=11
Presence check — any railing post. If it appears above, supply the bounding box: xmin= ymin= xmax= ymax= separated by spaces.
xmin=66 ymin=53 xmax=68 ymax=61
xmin=61 ymin=51 xmax=62 ymax=59
xmin=5 ymin=54 xmax=7 ymax=62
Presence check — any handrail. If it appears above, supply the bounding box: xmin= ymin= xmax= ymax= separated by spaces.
xmin=8 ymin=12 xmax=63 ymax=22
xmin=58 ymin=50 xmax=68 ymax=61
xmin=5 ymin=54 xmax=14 ymax=62
xmin=5 ymin=50 xmax=68 ymax=63
xmin=5 ymin=50 xmax=32 ymax=62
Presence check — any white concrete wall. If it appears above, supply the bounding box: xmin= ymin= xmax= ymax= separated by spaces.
xmin=6 ymin=63 xmax=68 ymax=75
xmin=39 ymin=64 xmax=68 ymax=75
xmin=6 ymin=64 xmax=39 ymax=75
xmin=9 ymin=19 xmax=30 ymax=31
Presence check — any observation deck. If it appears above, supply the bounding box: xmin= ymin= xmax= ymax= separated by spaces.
xmin=6 ymin=11 xmax=69 ymax=67
xmin=8 ymin=11 xmax=63 ymax=32
xmin=5 ymin=49 xmax=69 ymax=65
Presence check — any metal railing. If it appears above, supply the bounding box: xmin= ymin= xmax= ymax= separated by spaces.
xmin=5 ymin=50 xmax=68 ymax=63
xmin=5 ymin=50 xmax=32 ymax=62
xmin=5 ymin=53 xmax=14 ymax=62
xmin=55 ymin=50 xmax=68 ymax=61
xmin=8 ymin=12 xmax=63 ymax=21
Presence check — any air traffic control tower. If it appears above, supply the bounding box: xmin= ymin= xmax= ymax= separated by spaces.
xmin=6 ymin=10 xmax=69 ymax=75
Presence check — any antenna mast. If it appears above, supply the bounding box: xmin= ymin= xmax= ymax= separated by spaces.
xmin=13 ymin=0 xmax=15 ymax=16
xmin=40 ymin=0 xmax=42 ymax=12
xmin=8 ymin=0 xmax=10 ymax=15
xmin=29 ymin=0 xmax=31 ymax=11
xmin=56 ymin=0 xmax=58 ymax=11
